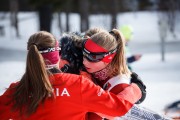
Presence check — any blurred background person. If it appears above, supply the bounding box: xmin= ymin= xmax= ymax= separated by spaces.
xmin=120 ymin=25 xmax=142 ymax=71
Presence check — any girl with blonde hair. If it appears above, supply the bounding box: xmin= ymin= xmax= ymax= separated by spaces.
xmin=83 ymin=29 xmax=146 ymax=120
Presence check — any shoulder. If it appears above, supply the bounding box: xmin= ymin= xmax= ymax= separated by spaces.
xmin=1 ymin=82 xmax=19 ymax=96
xmin=51 ymin=73 xmax=91 ymax=86
xmin=55 ymin=73 xmax=83 ymax=81
xmin=110 ymin=84 xmax=129 ymax=94
xmin=107 ymin=75 xmax=130 ymax=86
xmin=105 ymin=75 xmax=130 ymax=92
xmin=60 ymin=73 xmax=95 ymax=89
xmin=51 ymin=73 xmax=96 ymax=95
xmin=0 ymin=82 xmax=18 ymax=105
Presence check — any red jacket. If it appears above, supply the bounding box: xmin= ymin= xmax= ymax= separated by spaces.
xmin=0 ymin=73 xmax=140 ymax=120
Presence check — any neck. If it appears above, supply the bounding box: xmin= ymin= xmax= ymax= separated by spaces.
xmin=92 ymin=65 xmax=111 ymax=81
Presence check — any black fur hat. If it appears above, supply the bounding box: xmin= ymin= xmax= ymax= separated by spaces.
xmin=59 ymin=32 xmax=84 ymax=74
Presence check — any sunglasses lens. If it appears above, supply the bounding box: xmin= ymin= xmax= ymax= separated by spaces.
xmin=91 ymin=54 xmax=97 ymax=59
xmin=83 ymin=51 xmax=104 ymax=62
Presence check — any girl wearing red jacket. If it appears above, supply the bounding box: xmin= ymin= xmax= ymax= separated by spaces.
xmin=83 ymin=29 xmax=144 ymax=119
xmin=83 ymin=29 xmax=171 ymax=120
xmin=0 ymin=31 xmax=141 ymax=120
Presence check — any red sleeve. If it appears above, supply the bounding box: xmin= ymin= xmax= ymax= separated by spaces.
xmin=116 ymin=83 xmax=141 ymax=104
xmin=80 ymin=71 xmax=92 ymax=80
xmin=79 ymin=76 xmax=133 ymax=117
xmin=87 ymin=83 xmax=141 ymax=119
xmin=110 ymin=83 xmax=140 ymax=104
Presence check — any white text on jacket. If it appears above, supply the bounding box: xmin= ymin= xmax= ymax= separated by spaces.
xmin=53 ymin=88 xmax=70 ymax=96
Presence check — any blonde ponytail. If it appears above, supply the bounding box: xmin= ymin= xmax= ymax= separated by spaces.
xmin=110 ymin=29 xmax=131 ymax=77
xmin=13 ymin=31 xmax=55 ymax=115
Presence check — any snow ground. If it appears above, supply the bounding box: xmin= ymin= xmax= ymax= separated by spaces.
xmin=0 ymin=11 xmax=180 ymax=115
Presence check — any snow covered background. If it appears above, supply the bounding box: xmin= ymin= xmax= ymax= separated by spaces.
xmin=0 ymin=11 xmax=180 ymax=115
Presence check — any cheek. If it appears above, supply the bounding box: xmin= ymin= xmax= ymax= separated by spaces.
xmin=94 ymin=62 xmax=108 ymax=71
xmin=84 ymin=61 xmax=108 ymax=73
